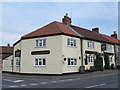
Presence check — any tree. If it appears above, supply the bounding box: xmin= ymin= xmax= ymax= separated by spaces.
xmin=103 ymin=52 xmax=110 ymax=69
xmin=94 ymin=53 xmax=103 ymax=71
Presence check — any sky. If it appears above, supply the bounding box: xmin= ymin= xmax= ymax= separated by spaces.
xmin=0 ymin=1 xmax=119 ymax=46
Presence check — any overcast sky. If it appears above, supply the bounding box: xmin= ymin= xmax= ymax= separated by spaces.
xmin=1 ymin=2 xmax=118 ymax=46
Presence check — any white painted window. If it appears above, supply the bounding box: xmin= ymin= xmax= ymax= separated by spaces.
xmin=11 ymin=60 xmax=13 ymax=66
xmin=0 ymin=53 xmax=2 ymax=56
xmin=88 ymin=56 xmax=94 ymax=64
xmin=116 ymin=46 xmax=119 ymax=52
xmin=88 ymin=41 xmax=94 ymax=49
xmin=106 ymin=45 xmax=112 ymax=51
xmin=68 ymin=58 xmax=77 ymax=66
xmin=16 ymin=57 xmax=20 ymax=66
xmin=36 ymin=39 xmax=46 ymax=47
xmin=109 ymin=56 xmax=112 ymax=62
xmin=67 ymin=38 xmax=76 ymax=47
xmin=35 ymin=58 xmax=46 ymax=66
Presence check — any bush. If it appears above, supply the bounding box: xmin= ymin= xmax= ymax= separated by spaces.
xmin=104 ymin=53 xmax=110 ymax=69
xmin=94 ymin=53 xmax=103 ymax=71
xmin=110 ymin=64 xmax=115 ymax=69
xmin=89 ymin=66 xmax=97 ymax=72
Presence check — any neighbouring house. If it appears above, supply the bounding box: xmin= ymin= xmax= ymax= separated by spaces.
xmin=0 ymin=44 xmax=13 ymax=71
xmin=2 ymin=14 xmax=120 ymax=75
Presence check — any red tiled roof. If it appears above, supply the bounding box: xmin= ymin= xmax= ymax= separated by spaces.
xmin=70 ymin=25 xmax=112 ymax=43
xmin=21 ymin=21 xmax=120 ymax=45
xmin=22 ymin=21 xmax=79 ymax=38
xmin=0 ymin=46 xmax=13 ymax=59
xmin=100 ymin=34 xmax=120 ymax=44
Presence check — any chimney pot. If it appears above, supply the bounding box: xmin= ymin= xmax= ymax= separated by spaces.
xmin=62 ymin=13 xmax=71 ymax=25
xmin=111 ymin=31 xmax=117 ymax=39
xmin=92 ymin=27 xmax=99 ymax=33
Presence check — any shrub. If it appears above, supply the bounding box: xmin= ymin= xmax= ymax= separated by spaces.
xmin=94 ymin=53 xmax=103 ymax=71
xmin=89 ymin=66 xmax=97 ymax=72
xmin=103 ymin=52 xmax=110 ymax=69
xmin=110 ymin=64 xmax=115 ymax=69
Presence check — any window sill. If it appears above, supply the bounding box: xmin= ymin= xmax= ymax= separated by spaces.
xmin=34 ymin=65 xmax=46 ymax=67
xmin=67 ymin=65 xmax=77 ymax=67
xmin=87 ymin=47 xmax=95 ymax=50
xmin=35 ymin=46 xmax=46 ymax=48
xmin=67 ymin=45 xmax=77 ymax=48
xmin=15 ymin=65 xmax=20 ymax=67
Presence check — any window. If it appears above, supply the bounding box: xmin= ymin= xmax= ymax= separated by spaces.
xmin=35 ymin=58 xmax=46 ymax=66
xmin=36 ymin=39 xmax=46 ymax=47
xmin=11 ymin=60 xmax=13 ymax=66
xmin=116 ymin=46 xmax=119 ymax=52
xmin=106 ymin=45 xmax=112 ymax=51
xmin=0 ymin=53 xmax=2 ymax=56
xmin=68 ymin=58 xmax=77 ymax=66
xmin=67 ymin=38 xmax=76 ymax=47
xmin=88 ymin=41 xmax=94 ymax=49
xmin=109 ymin=56 xmax=112 ymax=62
xmin=16 ymin=57 xmax=20 ymax=66
xmin=87 ymin=56 xmax=94 ymax=64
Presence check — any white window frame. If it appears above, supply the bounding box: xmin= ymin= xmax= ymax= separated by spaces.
xmin=88 ymin=56 xmax=94 ymax=64
xmin=16 ymin=57 xmax=20 ymax=66
xmin=10 ymin=59 xmax=13 ymax=66
xmin=35 ymin=58 xmax=46 ymax=66
xmin=109 ymin=56 xmax=112 ymax=62
xmin=116 ymin=46 xmax=119 ymax=52
xmin=67 ymin=38 xmax=76 ymax=47
xmin=0 ymin=53 xmax=2 ymax=56
xmin=106 ymin=45 xmax=112 ymax=51
xmin=36 ymin=39 xmax=46 ymax=47
xmin=87 ymin=41 xmax=94 ymax=49
xmin=68 ymin=58 xmax=77 ymax=66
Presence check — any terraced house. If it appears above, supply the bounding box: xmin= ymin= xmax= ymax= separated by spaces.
xmin=2 ymin=14 xmax=120 ymax=75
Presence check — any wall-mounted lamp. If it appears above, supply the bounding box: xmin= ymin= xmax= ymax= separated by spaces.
xmin=64 ymin=58 xmax=67 ymax=61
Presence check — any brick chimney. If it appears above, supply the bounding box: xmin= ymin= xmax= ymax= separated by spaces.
xmin=111 ymin=31 xmax=117 ymax=39
xmin=7 ymin=43 xmax=10 ymax=47
xmin=62 ymin=13 xmax=71 ymax=25
xmin=92 ymin=27 xmax=99 ymax=33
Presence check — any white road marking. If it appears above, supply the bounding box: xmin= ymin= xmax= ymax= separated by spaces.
xmin=59 ymin=80 xmax=65 ymax=82
xmin=85 ymin=83 xmax=106 ymax=88
xmin=40 ymin=82 xmax=47 ymax=84
xmin=2 ymin=85 xmax=6 ymax=86
xmin=50 ymin=81 xmax=57 ymax=83
xmin=76 ymin=78 xmax=81 ymax=80
xmin=99 ymin=83 xmax=106 ymax=86
xmin=30 ymin=83 xmax=38 ymax=86
xmin=13 ymin=80 xmax=24 ymax=83
xmin=3 ymin=79 xmax=24 ymax=83
xmin=7 ymin=85 xmax=19 ymax=88
xmin=3 ymin=79 xmax=13 ymax=82
xmin=86 ymin=85 xmax=98 ymax=88
xmin=66 ymin=79 xmax=74 ymax=81
xmin=20 ymin=84 xmax=27 ymax=87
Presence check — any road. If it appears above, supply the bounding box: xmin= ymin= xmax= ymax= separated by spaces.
xmin=2 ymin=73 xmax=119 ymax=88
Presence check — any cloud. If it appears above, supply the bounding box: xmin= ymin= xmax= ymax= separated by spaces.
xmin=1 ymin=2 xmax=118 ymax=46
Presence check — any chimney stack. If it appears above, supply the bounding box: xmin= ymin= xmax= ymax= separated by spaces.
xmin=7 ymin=43 xmax=10 ymax=47
xmin=62 ymin=13 xmax=71 ymax=25
xmin=92 ymin=27 xmax=99 ymax=33
xmin=111 ymin=31 xmax=117 ymax=39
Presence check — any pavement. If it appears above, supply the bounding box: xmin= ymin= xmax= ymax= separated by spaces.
xmin=2 ymin=69 xmax=119 ymax=80
xmin=2 ymin=69 xmax=119 ymax=89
